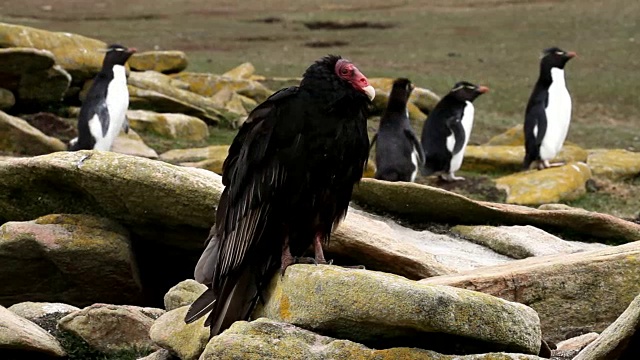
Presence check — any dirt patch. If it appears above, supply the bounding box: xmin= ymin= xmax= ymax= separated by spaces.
xmin=304 ymin=40 xmax=349 ymax=48
xmin=21 ymin=112 xmax=77 ymax=142
xmin=416 ymin=174 xmax=507 ymax=203
xmin=247 ymin=17 xmax=283 ymax=24
xmin=303 ymin=21 xmax=395 ymax=30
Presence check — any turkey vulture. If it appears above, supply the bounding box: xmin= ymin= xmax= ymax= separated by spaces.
xmin=185 ymin=55 xmax=375 ymax=337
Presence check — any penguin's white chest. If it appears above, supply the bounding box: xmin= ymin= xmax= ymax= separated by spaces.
xmin=540 ymin=68 xmax=572 ymax=160
xmin=447 ymin=101 xmax=474 ymax=173
xmin=91 ymin=65 xmax=129 ymax=151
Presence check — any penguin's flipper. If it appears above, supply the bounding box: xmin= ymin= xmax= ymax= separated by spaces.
xmin=97 ymin=103 xmax=110 ymax=137
xmin=405 ymin=129 xmax=425 ymax=165
xmin=445 ymin=116 xmax=466 ymax=155
xmin=523 ymin=105 xmax=547 ymax=168
xmin=123 ymin=115 xmax=130 ymax=134
xmin=369 ymin=133 xmax=378 ymax=154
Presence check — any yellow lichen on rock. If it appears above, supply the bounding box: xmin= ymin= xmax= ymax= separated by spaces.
xmin=463 ymin=144 xmax=588 ymax=172
xmin=587 ymin=148 xmax=640 ymax=181
xmin=129 ymin=51 xmax=188 ymax=74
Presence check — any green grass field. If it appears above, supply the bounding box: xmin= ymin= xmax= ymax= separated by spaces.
xmin=1 ymin=0 xmax=638 ymax=217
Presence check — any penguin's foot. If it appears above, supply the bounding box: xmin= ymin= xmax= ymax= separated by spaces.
xmin=440 ymin=172 xmax=465 ymax=182
xmin=547 ymin=161 xmax=565 ymax=168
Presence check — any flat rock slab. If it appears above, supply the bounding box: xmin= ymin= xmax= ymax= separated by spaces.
xmin=129 ymin=51 xmax=188 ymax=74
xmin=421 ymin=241 xmax=640 ymax=343
xmin=201 ymin=318 xmax=544 ymax=360
xmin=8 ymin=302 xmax=79 ymax=322
xmin=0 ymin=110 xmax=66 ymax=155
xmin=127 ymin=109 xmax=209 ymax=141
xmin=587 ymin=149 xmax=640 ymax=181
xmin=0 ymin=305 xmax=66 ymax=357
xmin=149 ymin=306 xmax=209 ymax=360
xmin=254 ymin=265 xmax=542 ymax=355
xmin=463 ymin=145 xmax=588 ymax=172
xmin=352 ymin=178 xmax=640 ymax=244
xmin=111 ymin=129 xmax=159 ymax=159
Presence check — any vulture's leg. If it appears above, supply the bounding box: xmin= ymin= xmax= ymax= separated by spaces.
xmin=280 ymin=235 xmax=295 ymax=276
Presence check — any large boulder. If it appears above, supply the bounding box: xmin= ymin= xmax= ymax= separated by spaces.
xmin=0 ymin=305 xmax=66 ymax=357
xmin=149 ymin=306 xmax=209 ymax=360
xmin=0 ymin=110 xmax=67 ymax=155
xmin=129 ymin=51 xmax=188 ymax=74
xmin=421 ymin=241 xmax=640 ymax=343
xmin=200 ymin=318 xmax=544 ymax=360
xmin=0 ymin=214 xmax=142 ymax=306
xmin=462 ymin=145 xmax=588 ymax=173
xmin=587 ymin=149 xmax=640 ymax=181
xmin=58 ymin=304 xmax=157 ymax=354
xmin=8 ymin=302 xmax=79 ymax=322
xmin=495 ymin=162 xmax=592 ymax=205
xmin=351 ymin=178 xmax=640 ymax=244
xmin=18 ymin=65 xmax=71 ymax=106
xmin=111 ymin=128 xmax=159 ymax=159
xmin=172 ymin=71 xmax=273 ymax=103
xmin=127 ymin=109 xmax=209 ymax=141
xmin=254 ymin=265 xmax=542 ymax=355
xmin=0 ymin=22 xmax=108 ymax=82
xmin=573 ymin=292 xmax=640 ymax=360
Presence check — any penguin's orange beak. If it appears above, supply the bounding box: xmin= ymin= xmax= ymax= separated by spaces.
xmin=477 ymin=86 xmax=490 ymax=94
xmin=567 ymin=51 xmax=577 ymax=58
xmin=128 ymin=47 xmax=138 ymax=54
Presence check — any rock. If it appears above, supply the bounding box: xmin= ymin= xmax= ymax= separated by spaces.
xmin=0 ymin=110 xmax=67 ymax=155
xmin=451 ymin=225 xmax=607 ymax=259
xmin=0 ymin=22 xmax=108 ymax=81
xmin=137 ymin=349 xmax=175 ymax=360
xmin=222 ymin=62 xmax=255 ymax=79
xmin=0 ymin=47 xmax=56 ymax=73
xmin=555 ymin=332 xmax=599 ymax=351
xmin=0 ymin=88 xmax=15 ymax=110
xmin=160 ymin=145 xmax=229 ymax=174
xmin=421 ymin=241 xmax=640 ymax=343
xmin=21 ymin=112 xmax=77 ymax=143
xmin=210 ymin=88 xmax=249 ymax=117
xmin=573 ymin=292 xmax=640 ymax=360
xmin=58 ymin=303 xmax=157 ymax=354
xmin=129 ymin=51 xmax=188 ymax=74
xmin=0 ymin=214 xmax=142 ymax=306
xmin=111 ymin=129 xmax=159 ymax=158
xmin=127 ymin=110 xmax=209 ymax=141
xmin=8 ymin=302 xmax=79 ymax=321
xmin=0 ymin=305 xmax=66 ymax=357
xmin=495 ymin=162 xmax=592 ymax=205
xmin=462 ymin=145 xmax=588 ymax=172
xmin=171 ymin=72 xmax=273 ymax=103
xmin=163 ymin=279 xmax=207 ymax=311
xmin=149 ymin=306 xmax=209 ymax=360
xmin=587 ymin=149 xmax=640 ymax=181
xmin=0 ymin=151 xmax=222 ymax=249
xmin=352 ymin=178 xmax=640 ymax=244
xmin=201 ymin=318 xmax=543 ymax=360
xmin=18 ymin=65 xmax=71 ymax=106
xmin=254 ymin=265 xmax=542 ymax=355
xmin=485 ymin=125 xmax=524 ymax=146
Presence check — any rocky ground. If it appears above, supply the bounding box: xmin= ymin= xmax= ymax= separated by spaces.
xmin=1 ymin=22 xmax=640 ymax=360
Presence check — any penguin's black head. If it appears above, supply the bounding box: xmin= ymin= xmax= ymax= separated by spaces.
xmin=390 ymin=77 xmax=415 ymax=102
xmin=540 ymin=47 xmax=576 ymax=69
xmin=449 ymin=81 xmax=489 ymax=102
xmin=101 ymin=44 xmax=137 ymax=67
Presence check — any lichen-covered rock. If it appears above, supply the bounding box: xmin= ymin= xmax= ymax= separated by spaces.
xmin=0 ymin=88 xmax=15 ymax=110
xmin=422 ymin=241 xmax=640 ymax=343
xmin=171 ymin=71 xmax=273 ymax=103
xmin=485 ymin=125 xmax=524 ymax=146
xmin=201 ymin=318 xmax=543 ymax=360
xmin=137 ymin=349 xmax=174 ymax=360
xmin=462 ymin=145 xmax=588 ymax=172
xmin=127 ymin=109 xmax=209 ymax=141
xmin=111 ymin=128 xmax=159 ymax=159
xmin=8 ymin=302 xmax=79 ymax=322
xmin=18 ymin=65 xmax=71 ymax=105
xmin=254 ymin=265 xmax=542 ymax=355
xmin=58 ymin=304 xmax=157 ymax=354
xmin=0 ymin=110 xmax=66 ymax=155
xmin=222 ymin=62 xmax=255 ymax=79
xmin=0 ymin=214 xmax=142 ymax=306
xmin=451 ymin=225 xmax=607 ymax=259
xmin=495 ymin=162 xmax=592 ymax=205
xmin=0 ymin=305 xmax=66 ymax=357
xmin=352 ymin=178 xmax=640 ymax=244
xmin=149 ymin=306 xmax=209 ymax=360
xmin=129 ymin=51 xmax=188 ymax=74
xmin=160 ymin=145 xmax=229 ymax=174
xmin=163 ymin=279 xmax=207 ymax=311
xmin=0 ymin=151 xmax=222 ymax=248
xmin=573 ymin=292 xmax=640 ymax=360
xmin=587 ymin=149 xmax=640 ymax=181
xmin=0 ymin=22 xmax=108 ymax=81
xmin=555 ymin=332 xmax=598 ymax=352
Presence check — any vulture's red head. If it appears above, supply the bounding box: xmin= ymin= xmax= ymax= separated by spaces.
xmin=301 ymin=55 xmax=375 ymax=101
xmin=334 ymin=58 xmax=375 ymax=101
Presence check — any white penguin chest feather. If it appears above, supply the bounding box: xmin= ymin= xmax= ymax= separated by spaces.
xmin=448 ymin=101 xmax=474 ymax=173
xmin=540 ymin=68 xmax=571 ymax=160
xmin=92 ymin=65 xmax=129 ymax=151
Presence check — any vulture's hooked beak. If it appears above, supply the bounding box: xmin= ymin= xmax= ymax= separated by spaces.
xmin=362 ymin=85 xmax=375 ymax=101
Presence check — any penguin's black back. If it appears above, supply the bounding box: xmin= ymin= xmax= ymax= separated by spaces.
xmin=420 ymin=95 xmax=466 ymax=174
xmin=374 ymin=78 xmax=422 ymax=181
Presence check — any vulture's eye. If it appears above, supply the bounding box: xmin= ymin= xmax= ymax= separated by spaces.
xmin=340 ymin=67 xmax=350 ymax=76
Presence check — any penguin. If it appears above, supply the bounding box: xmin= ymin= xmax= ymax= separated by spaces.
xmin=523 ymin=47 xmax=576 ymax=170
xmin=370 ymin=78 xmax=425 ymax=182
xmin=420 ymin=81 xmax=488 ymax=181
xmin=68 ymin=44 xmax=136 ymax=151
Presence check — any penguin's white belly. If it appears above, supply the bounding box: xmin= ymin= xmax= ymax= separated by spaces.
xmin=448 ymin=101 xmax=474 ymax=173
xmin=410 ymin=147 xmax=419 ymax=182
xmin=540 ymin=68 xmax=571 ymax=161
xmin=92 ymin=65 xmax=129 ymax=151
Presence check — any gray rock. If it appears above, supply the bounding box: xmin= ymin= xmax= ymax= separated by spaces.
xmin=573 ymin=292 xmax=640 ymax=360
xmin=201 ymin=318 xmax=544 ymax=360
xmin=137 ymin=349 xmax=175 ymax=360
xmin=0 ymin=88 xmax=15 ymax=110
xmin=0 ymin=47 xmax=56 ymax=74
xmin=163 ymin=279 xmax=207 ymax=311
xmin=7 ymin=302 xmax=79 ymax=321
xmin=556 ymin=332 xmax=599 ymax=351
xmin=254 ymin=265 xmax=542 ymax=355
xmin=149 ymin=306 xmax=209 ymax=360
xmin=58 ymin=303 xmax=157 ymax=354
xmin=111 ymin=128 xmax=159 ymax=159
xmin=0 ymin=110 xmax=67 ymax=155
xmin=18 ymin=65 xmax=71 ymax=106
xmin=0 ymin=305 xmax=66 ymax=357
xmin=0 ymin=214 xmax=142 ymax=306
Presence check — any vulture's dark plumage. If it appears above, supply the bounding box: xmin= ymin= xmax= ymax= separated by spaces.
xmin=185 ymin=55 xmax=375 ymax=337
